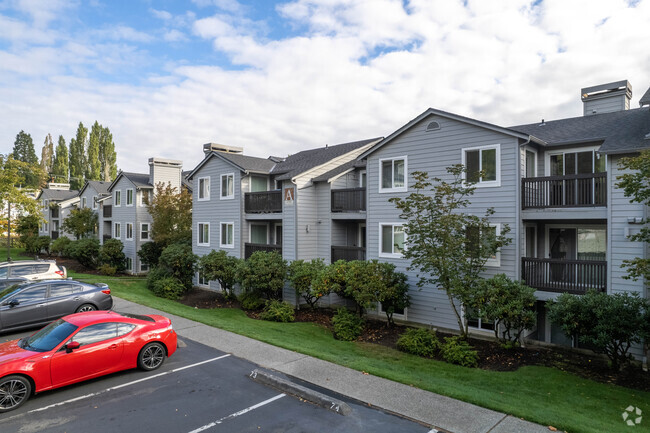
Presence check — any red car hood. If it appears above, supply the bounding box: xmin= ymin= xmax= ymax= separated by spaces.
xmin=0 ymin=339 xmax=37 ymax=366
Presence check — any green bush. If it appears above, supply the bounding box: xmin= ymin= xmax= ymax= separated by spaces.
xmin=198 ymin=250 xmax=241 ymax=299
xmin=98 ymin=264 xmax=117 ymax=276
xmin=138 ymin=241 xmax=165 ymax=268
xmin=36 ymin=235 xmax=51 ymax=255
xmin=146 ymin=266 xmax=172 ymax=291
xmin=332 ymin=308 xmax=364 ymax=341
xmin=152 ymin=277 xmax=186 ymax=300
xmin=396 ymin=328 xmax=439 ymax=357
xmin=51 ymin=236 xmax=72 ymax=256
xmin=71 ymin=238 xmax=100 ymax=269
xmin=287 ymin=258 xmax=327 ymax=308
xmin=239 ymin=291 xmax=265 ymax=310
xmin=158 ymin=243 xmax=197 ymax=289
xmin=237 ymin=251 xmax=287 ymax=300
xmin=260 ymin=300 xmax=295 ymax=322
xmin=441 ymin=337 xmax=479 ymax=368
xmin=99 ymin=238 xmax=126 ymax=271
xmin=23 ymin=234 xmax=51 ymax=255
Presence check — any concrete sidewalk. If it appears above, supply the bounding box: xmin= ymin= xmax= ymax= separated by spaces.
xmin=114 ymin=297 xmax=550 ymax=433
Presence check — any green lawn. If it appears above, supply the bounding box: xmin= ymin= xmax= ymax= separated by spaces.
xmin=71 ymin=271 xmax=650 ymax=433
xmin=0 ymin=246 xmax=27 ymax=261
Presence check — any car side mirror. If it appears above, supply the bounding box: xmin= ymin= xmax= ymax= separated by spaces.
xmin=7 ymin=299 xmax=19 ymax=307
xmin=65 ymin=341 xmax=81 ymax=353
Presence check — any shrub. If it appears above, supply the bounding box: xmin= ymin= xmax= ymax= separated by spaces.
xmin=548 ymin=290 xmax=650 ymax=370
xmin=36 ymin=235 xmax=51 ymax=255
xmin=260 ymin=300 xmax=295 ymax=322
xmin=152 ymin=277 xmax=186 ymax=300
xmin=62 ymin=239 xmax=78 ymax=258
xmin=51 ymin=236 xmax=72 ymax=256
xmin=396 ymin=328 xmax=439 ymax=357
xmin=71 ymin=238 xmax=100 ymax=269
xmin=239 ymin=291 xmax=265 ymax=310
xmin=313 ymin=260 xmax=351 ymax=301
xmin=158 ymin=243 xmax=197 ymax=289
xmin=441 ymin=337 xmax=479 ymax=368
xmin=287 ymin=259 xmax=327 ymax=308
xmin=237 ymin=251 xmax=287 ymax=300
xmin=146 ymin=266 xmax=172 ymax=291
xmin=23 ymin=234 xmax=50 ymax=255
xmin=99 ymin=238 xmax=126 ymax=271
xmin=198 ymin=250 xmax=241 ymax=299
xmin=332 ymin=308 xmax=364 ymax=341
xmin=138 ymin=241 xmax=165 ymax=268
xmin=98 ymin=264 xmax=117 ymax=276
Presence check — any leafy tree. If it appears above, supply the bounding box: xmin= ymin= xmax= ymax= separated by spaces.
xmin=52 ymin=135 xmax=69 ymax=183
xmin=12 ymin=130 xmax=37 ymax=165
xmin=61 ymin=207 xmax=98 ymax=239
xmin=99 ymin=238 xmax=126 ymax=271
xmin=69 ymin=238 xmax=100 ymax=269
xmin=287 ymin=258 xmax=326 ymax=308
xmin=69 ymin=122 xmax=88 ymax=190
xmin=548 ymin=290 xmax=650 ymax=370
xmin=86 ymin=121 xmax=101 ymax=181
xmin=40 ymin=133 xmax=55 ymax=174
xmin=198 ymin=250 xmax=241 ymax=299
xmin=16 ymin=214 xmax=40 ymax=253
xmin=158 ymin=243 xmax=197 ymax=289
xmin=138 ymin=241 xmax=165 ymax=268
xmin=389 ymin=166 xmax=511 ymax=338
xmin=148 ymin=183 xmax=192 ymax=246
xmin=312 ymin=260 xmax=350 ymax=303
xmin=99 ymin=125 xmax=117 ymax=181
xmin=237 ymin=251 xmax=287 ymax=300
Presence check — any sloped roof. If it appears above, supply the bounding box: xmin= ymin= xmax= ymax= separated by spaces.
xmin=510 ymin=108 xmax=650 ymax=154
xmin=108 ymin=171 xmax=152 ymax=192
xmin=640 ymin=86 xmax=650 ymax=107
xmin=272 ymin=138 xmax=381 ymax=181
xmin=182 ymin=170 xmax=193 ymax=192
xmin=79 ymin=180 xmax=111 ymax=196
xmin=37 ymin=189 xmax=78 ymax=201
xmin=187 ymin=151 xmax=276 ymax=180
xmin=313 ymin=159 xmax=367 ymax=183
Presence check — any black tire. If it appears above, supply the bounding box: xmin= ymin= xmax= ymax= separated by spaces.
xmin=0 ymin=375 xmax=31 ymax=413
xmin=75 ymin=304 xmax=97 ymax=313
xmin=138 ymin=342 xmax=166 ymax=371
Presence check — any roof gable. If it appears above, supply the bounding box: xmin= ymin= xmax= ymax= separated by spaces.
xmin=187 ymin=151 xmax=276 ymax=180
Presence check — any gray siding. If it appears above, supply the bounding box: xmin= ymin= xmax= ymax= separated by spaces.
xmin=296 ymin=185 xmax=319 ymax=260
xmin=316 ymin=183 xmax=331 ymax=263
xmin=111 ymin=177 xmax=139 ymax=273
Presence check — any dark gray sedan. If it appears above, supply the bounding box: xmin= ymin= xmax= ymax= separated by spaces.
xmin=0 ymin=280 xmax=113 ymax=333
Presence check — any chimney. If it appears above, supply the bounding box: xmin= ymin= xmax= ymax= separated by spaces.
xmin=581 ymin=80 xmax=632 ymax=116
xmin=47 ymin=183 xmax=70 ymax=190
xmin=203 ymin=142 xmax=244 ymax=156
xmin=149 ymin=157 xmax=183 ymax=190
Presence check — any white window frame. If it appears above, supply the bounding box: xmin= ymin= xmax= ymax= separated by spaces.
xmin=378 ymin=223 xmax=406 ymax=258
xmin=125 ymin=223 xmax=133 ymax=241
xmin=198 ymin=177 xmax=210 ymax=201
xmin=220 ymin=222 xmax=235 ymax=248
xmin=461 ymin=144 xmax=501 ymax=188
xmin=485 ymin=223 xmax=501 ymax=267
xmin=126 ymin=257 xmax=133 ymax=271
xmin=140 ymin=223 xmax=150 ymax=241
xmin=81 ymin=197 xmax=87 ymax=208
xmin=464 ymin=305 xmax=494 ymax=333
xmin=221 ymin=173 xmax=235 ymax=200
xmin=114 ymin=222 xmax=121 ymax=239
xmin=126 ymin=188 xmax=134 ymax=206
xmin=197 ymin=222 xmax=210 ymax=247
xmin=378 ymin=156 xmax=408 ymax=193
xmin=139 ymin=190 xmax=151 ymax=207
xmin=544 ymin=146 xmax=605 ymax=176
xmin=140 ymin=262 xmax=150 ymax=273
xmin=114 ymin=190 xmax=122 ymax=207
xmin=92 ymin=195 xmax=98 ymax=210
xmin=197 ymin=271 xmax=209 ymax=287
xmin=378 ymin=303 xmax=407 ymax=320
xmin=359 ymin=170 xmax=367 ymax=188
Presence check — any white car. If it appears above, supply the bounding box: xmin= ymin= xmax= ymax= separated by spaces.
xmin=0 ymin=260 xmax=67 ymax=280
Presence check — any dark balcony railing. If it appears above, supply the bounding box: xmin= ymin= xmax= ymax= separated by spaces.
xmin=103 ymin=205 xmax=112 ymax=218
xmin=522 ymin=172 xmax=607 ymax=209
xmin=331 ymin=187 xmax=366 ymax=212
xmin=244 ymin=243 xmax=282 ymax=259
xmin=51 ymin=231 xmax=59 ymax=240
xmin=521 ymin=257 xmax=607 ymax=294
xmin=102 ymin=234 xmax=112 ymax=243
xmin=50 ymin=208 xmax=59 ymax=218
xmin=245 ymin=191 xmax=282 ymax=213
xmin=331 ymin=246 xmax=366 ymax=262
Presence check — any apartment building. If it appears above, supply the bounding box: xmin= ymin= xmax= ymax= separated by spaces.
xmin=36 ymin=184 xmax=79 ymax=240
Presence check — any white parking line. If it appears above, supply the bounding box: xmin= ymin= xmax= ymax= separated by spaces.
xmin=187 ymin=393 xmax=286 ymax=433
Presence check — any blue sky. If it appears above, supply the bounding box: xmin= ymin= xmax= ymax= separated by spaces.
xmin=1 ymin=0 xmax=650 ymax=173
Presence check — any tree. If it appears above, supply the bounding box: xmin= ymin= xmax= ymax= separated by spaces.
xmin=86 ymin=121 xmax=101 ymax=181
xmin=61 ymin=207 xmax=98 ymax=239
xmin=389 ymin=166 xmax=511 ymax=338
xmin=12 ymin=130 xmax=37 ymax=165
xmin=99 ymin=125 xmax=117 ymax=181
xmin=158 ymin=243 xmax=197 ymax=289
xmin=40 ymin=133 xmax=55 ymax=174
xmin=148 ymin=183 xmax=192 ymax=246
xmin=198 ymin=250 xmax=241 ymax=299
xmin=52 ymin=135 xmax=69 ymax=183
xmin=69 ymin=122 xmax=87 ymax=190
xmin=287 ymin=258 xmax=326 ymax=308
xmin=237 ymin=251 xmax=287 ymax=300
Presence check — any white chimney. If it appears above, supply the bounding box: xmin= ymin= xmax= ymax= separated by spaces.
xmin=581 ymin=80 xmax=632 ymax=116
xmin=148 ymin=157 xmax=183 ymax=190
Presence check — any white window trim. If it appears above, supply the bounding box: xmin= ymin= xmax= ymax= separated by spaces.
xmin=140 ymin=262 xmax=150 ymax=273
xmin=114 ymin=190 xmax=122 ymax=207
xmin=126 ymin=188 xmax=134 ymax=207
xmin=140 ymin=223 xmax=150 ymax=242
xmin=197 ymin=222 xmax=210 ymax=247
xmin=463 ymin=305 xmax=494 ymax=333
xmin=543 ymin=223 xmax=608 ymax=261
xmin=461 ymin=144 xmax=501 ymax=188
xmin=249 ymin=175 xmax=269 ymax=192
xmin=378 ymin=156 xmax=408 ymax=193
xmin=543 ymin=145 xmax=604 ymax=176
xmin=114 ymin=222 xmax=121 ymax=239
xmin=485 ymin=223 xmax=501 ymax=267
xmin=126 ymin=256 xmax=133 ymax=271
xmin=92 ymin=195 xmax=98 ymax=210
xmin=220 ymin=222 xmax=235 ymax=248
xmin=523 ymin=148 xmax=538 ymax=178
xmin=125 ymin=223 xmax=134 ymax=241
xmin=139 ymin=190 xmax=151 ymax=207
xmin=359 ymin=170 xmax=367 ymax=188
xmin=81 ymin=197 xmax=87 ymax=208
xmin=220 ymin=173 xmax=235 ymax=200
xmin=378 ymin=222 xmax=406 ymax=259
xmin=249 ymin=223 xmax=270 ymax=244
xmin=198 ymin=176 xmax=210 ymax=201
xmin=378 ymin=303 xmax=408 ymax=320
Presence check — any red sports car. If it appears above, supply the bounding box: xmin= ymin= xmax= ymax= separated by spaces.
xmin=0 ymin=310 xmax=177 ymax=413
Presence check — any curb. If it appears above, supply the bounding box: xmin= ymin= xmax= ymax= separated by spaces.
xmin=249 ymin=369 xmax=352 ymax=416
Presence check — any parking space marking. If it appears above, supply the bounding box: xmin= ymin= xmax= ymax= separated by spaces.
xmin=16 ymin=354 xmax=232 ymax=416
xmin=187 ymin=393 xmax=286 ymax=433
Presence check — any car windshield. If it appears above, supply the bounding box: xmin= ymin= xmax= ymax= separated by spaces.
xmin=21 ymin=319 xmax=79 ymax=352
xmin=0 ymin=285 xmax=22 ymax=302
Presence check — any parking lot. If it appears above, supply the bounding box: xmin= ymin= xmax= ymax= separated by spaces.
xmin=0 ymin=330 xmax=432 ymax=433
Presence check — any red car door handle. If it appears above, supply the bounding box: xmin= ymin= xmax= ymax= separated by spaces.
xmin=109 ymin=344 xmax=118 ymax=350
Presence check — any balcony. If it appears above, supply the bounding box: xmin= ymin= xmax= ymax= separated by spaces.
xmin=245 ymin=191 xmax=282 ymax=214
xmin=102 ymin=234 xmax=112 ymax=243
xmin=331 ymin=246 xmax=365 ymax=262
xmin=331 ymin=187 xmax=366 ymax=212
xmin=51 ymin=231 xmax=59 ymax=240
xmin=50 ymin=207 xmax=59 ymax=218
xmin=521 ymin=257 xmax=607 ymax=294
xmin=103 ymin=205 xmax=112 ymax=218
xmin=522 ymin=173 xmax=607 ymax=209
xmin=244 ymin=243 xmax=282 ymax=259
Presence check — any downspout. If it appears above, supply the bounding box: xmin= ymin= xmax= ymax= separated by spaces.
xmin=517 ymin=136 xmax=533 ymax=348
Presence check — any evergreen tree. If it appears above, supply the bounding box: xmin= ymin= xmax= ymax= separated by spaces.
xmin=69 ymin=122 xmax=87 ymax=190
xmin=99 ymin=124 xmax=117 ymax=181
xmin=52 ymin=135 xmax=69 ymax=183
xmin=86 ymin=121 xmax=101 ymax=180
xmin=12 ymin=130 xmax=38 ymax=164
xmin=40 ymin=133 xmax=55 ymax=174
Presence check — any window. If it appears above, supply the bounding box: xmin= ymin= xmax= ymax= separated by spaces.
xmin=140 ymin=262 xmax=149 ymax=272
xmin=548 ymin=149 xmax=606 ymax=176
xmin=379 ymin=223 xmax=405 ymax=258
xmin=221 ymin=174 xmax=234 ymax=199
xmin=140 ymin=223 xmax=150 ymax=241
xmin=49 ymin=284 xmax=75 ymax=298
xmin=250 ymin=176 xmax=268 ymax=192
xmin=220 ymin=222 xmax=234 ymax=248
xmin=198 ymin=177 xmax=210 ymax=201
xmin=466 ymin=224 xmax=501 ymax=267
xmin=126 ymin=189 xmax=134 ymax=206
xmin=466 ymin=306 xmax=494 ymax=331
xmin=81 ymin=197 xmax=87 ymax=208
xmin=92 ymin=196 xmax=98 ymax=210
xmin=197 ymin=271 xmax=209 ymax=287
xmin=114 ymin=223 xmax=121 ymax=239
xmin=426 ymin=121 xmax=441 ymax=131
xmin=114 ymin=190 xmax=122 ymax=207
xmin=70 ymin=323 xmax=118 ymax=347
xmin=462 ymin=144 xmax=501 ymax=187
xmin=140 ymin=190 xmax=152 ymax=206
xmin=15 ymin=286 xmax=47 ymax=302
xmin=126 ymin=223 xmax=133 ymax=241
xmin=126 ymin=257 xmax=133 ymax=271
xmin=379 ymin=157 xmax=407 ymax=193
xmin=198 ymin=223 xmax=210 ymax=246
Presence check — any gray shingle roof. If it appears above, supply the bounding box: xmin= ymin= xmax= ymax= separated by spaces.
xmin=313 ymin=159 xmax=367 ymax=183
xmin=510 ymin=108 xmax=650 ymax=154
xmin=80 ymin=180 xmax=111 ymax=196
xmin=217 ymin=153 xmax=276 ymax=174
xmin=38 ymin=189 xmax=79 ymax=201
xmin=121 ymin=172 xmax=153 ymax=188
xmin=640 ymin=86 xmax=650 ymax=107
xmin=272 ymin=138 xmax=381 ymax=181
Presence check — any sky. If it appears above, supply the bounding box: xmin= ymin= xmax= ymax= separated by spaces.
xmin=1 ymin=0 xmax=650 ymax=173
